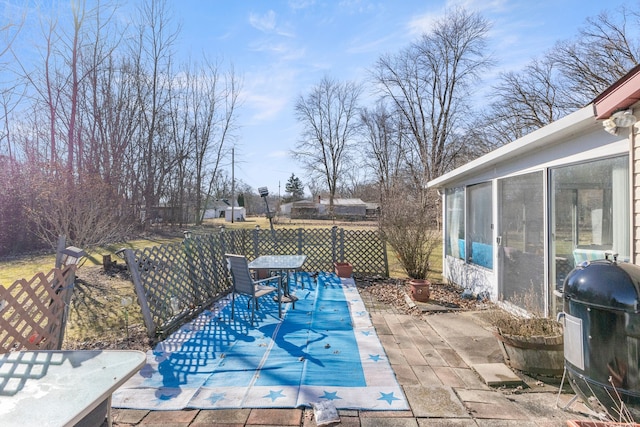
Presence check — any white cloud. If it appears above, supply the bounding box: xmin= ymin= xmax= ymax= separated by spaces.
xmin=241 ymin=66 xmax=303 ymax=123
xmin=249 ymin=10 xmax=277 ymax=32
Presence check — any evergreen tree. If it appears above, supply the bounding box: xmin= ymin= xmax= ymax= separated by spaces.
xmin=285 ymin=173 xmax=305 ymax=201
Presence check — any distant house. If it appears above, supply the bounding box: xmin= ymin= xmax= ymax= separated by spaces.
xmin=320 ymin=198 xmax=367 ymax=219
xmin=289 ymin=200 xmax=320 ymax=219
xmin=203 ymin=199 xmax=238 ymax=219
xmin=285 ymin=197 xmax=375 ymax=220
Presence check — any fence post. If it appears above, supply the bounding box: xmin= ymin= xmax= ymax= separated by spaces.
xmin=123 ymin=249 xmax=156 ymax=337
xmin=382 ymin=237 xmax=390 ymax=277
xmin=220 ymin=225 xmax=227 ymax=254
xmin=297 ymin=228 xmax=303 ymax=255
xmin=253 ymin=225 xmax=260 ymax=257
xmin=55 ymin=235 xmax=66 ymax=269
xmin=331 ymin=226 xmax=338 ymax=263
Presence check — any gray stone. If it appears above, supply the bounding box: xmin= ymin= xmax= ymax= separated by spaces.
xmin=472 ymin=362 xmax=523 ymax=386
xmin=403 ymin=385 xmax=470 ymax=418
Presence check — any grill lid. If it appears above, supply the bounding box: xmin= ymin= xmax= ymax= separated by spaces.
xmin=564 ymin=259 xmax=640 ymax=312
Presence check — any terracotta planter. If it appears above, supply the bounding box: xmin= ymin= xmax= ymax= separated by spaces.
xmin=409 ymin=279 xmax=430 ymax=302
xmin=334 ymin=262 xmax=353 ymax=278
xmin=494 ymin=328 xmax=564 ymax=376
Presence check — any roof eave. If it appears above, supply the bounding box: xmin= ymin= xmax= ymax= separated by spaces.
xmin=593 ymin=64 xmax=640 ymax=119
xmin=427 ymin=105 xmax=596 ymax=189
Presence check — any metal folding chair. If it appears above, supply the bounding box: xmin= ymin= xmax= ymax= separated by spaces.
xmin=225 ymin=254 xmax=280 ymax=326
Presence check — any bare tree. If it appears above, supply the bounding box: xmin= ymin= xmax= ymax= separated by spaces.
xmin=481 ymin=58 xmax=571 ymax=146
xmin=294 ymin=75 xmax=362 ymax=214
xmin=0 ymin=1 xmax=25 ymax=62
xmin=550 ymin=7 xmax=640 ymax=108
xmin=0 ymin=2 xmax=26 ymax=159
xmin=371 ymin=7 xmax=492 ymax=199
xmin=484 ymin=6 xmax=640 ymax=144
xmin=199 ymin=63 xmax=241 ymax=225
xmin=359 ymin=101 xmax=406 ymax=200
xmin=129 ymin=0 xmax=179 ymax=228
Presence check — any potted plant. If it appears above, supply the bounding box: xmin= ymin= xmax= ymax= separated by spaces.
xmin=378 ymin=190 xmax=440 ymax=302
xmin=482 ymin=308 xmax=564 ymax=376
xmin=334 ymin=261 xmax=353 ymax=278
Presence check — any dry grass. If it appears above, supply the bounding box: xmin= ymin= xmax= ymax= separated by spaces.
xmin=479 ymin=309 xmax=563 ymax=337
xmin=0 ymin=218 xmax=444 ymax=349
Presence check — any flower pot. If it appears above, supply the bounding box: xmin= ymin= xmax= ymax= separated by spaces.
xmin=409 ymin=279 xmax=430 ymax=302
xmin=334 ymin=262 xmax=353 ymax=278
xmin=494 ymin=328 xmax=564 ymax=376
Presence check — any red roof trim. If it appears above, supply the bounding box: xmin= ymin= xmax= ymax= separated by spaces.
xmin=593 ymin=64 xmax=640 ymax=119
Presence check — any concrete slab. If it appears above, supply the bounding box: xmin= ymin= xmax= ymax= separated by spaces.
xmin=472 ymin=363 xmax=524 ymax=386
xmin=417 ymin=419 xmax=477 ymax=427
xmin=505 ymin=392 xmax=591 ymax=423
xmin=426 ymin=312 xmax=506 ymax=366
xmin=191 ymin=408 xmax=251 ymax=425
xmin=403 ymin=385 xmax=470 ymax=418
xmin=433 ymin=366 xmax=467 ymax=388
xmin=246 ymin=408 xmax=303 ymax=425
xmin=455 ymin=389 xmax=531 ymax=420
xmin=409 ymin=364 xmax=442 ymax=387
xmin=450 ymin=367 xmax=492 ymax=390
xmin=360 ymin=417 xmax=418 ymax=427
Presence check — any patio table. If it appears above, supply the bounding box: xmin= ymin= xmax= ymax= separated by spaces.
xmin=248 ymin=254 xmax=307 ymax=318
xmin=0 ymin=350 xmax=146 ymax=427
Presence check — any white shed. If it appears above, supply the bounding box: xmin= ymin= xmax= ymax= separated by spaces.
xmin=225 ymin=206 xmax=246 ymax=222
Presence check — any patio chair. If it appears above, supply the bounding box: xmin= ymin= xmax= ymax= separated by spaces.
xmin=225 ymin=254 xmax=280 ymax=326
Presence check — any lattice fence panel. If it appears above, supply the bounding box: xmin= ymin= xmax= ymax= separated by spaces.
xmin=251 ymin=228 xmax=278 ymax=257
xmin=125 ymin=242 xmax=197 ymax=338
xmin=126 ymin=227 xmax=388 ymax=338
xmin=298 ymin=228 xmax=335 ymax=272
xmin=340 ymin=229 xmax=388 ymax=275
xmin=0 ymin=265 xmax=76 ymax=353
xmin=274 ymin=228 xmax=302 ymax=255
xmin=183 ymin=234 xmax=229 ymax=301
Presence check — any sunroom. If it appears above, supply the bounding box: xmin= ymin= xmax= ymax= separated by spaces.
xmin=427 ymin=100 xmax=635 ymax=318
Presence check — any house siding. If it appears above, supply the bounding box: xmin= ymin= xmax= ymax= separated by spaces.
xmin=635 ymin=132 xmax=640 ymax=264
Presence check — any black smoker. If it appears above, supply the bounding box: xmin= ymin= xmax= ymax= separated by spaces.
xmin=562 ymin=254 xmax=640 ymax=419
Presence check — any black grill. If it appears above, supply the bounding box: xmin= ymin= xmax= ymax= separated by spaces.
xmin=561 ymin=255 xmax=640 ymax=419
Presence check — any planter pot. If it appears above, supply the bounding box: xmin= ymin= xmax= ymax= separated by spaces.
xmin=334 ymin=262 xmax=353 ymax=278
xmin=409 ymin=279 xmax=430 ymax=302
xmin=494 ymin=328 xmax=564 ymax=376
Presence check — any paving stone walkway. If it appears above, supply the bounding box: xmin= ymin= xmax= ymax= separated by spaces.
xmin=112 ymin=288 xmax=593 ymax=426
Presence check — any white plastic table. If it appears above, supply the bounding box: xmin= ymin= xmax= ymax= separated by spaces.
xmin=0 ymin=350 xmax=146 ymax=427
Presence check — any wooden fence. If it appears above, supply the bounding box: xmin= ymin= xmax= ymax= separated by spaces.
xmin=0 ymin=265 xmax=77 ymax=353
xmin=124 ymin=226 xmax=388 ymax=339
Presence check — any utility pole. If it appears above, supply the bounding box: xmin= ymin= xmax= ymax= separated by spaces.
xmin=231 ymin=147 xmax=235 ymax=224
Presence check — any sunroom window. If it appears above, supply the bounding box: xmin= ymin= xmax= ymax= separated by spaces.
xmin=468 ymin=182 xmax=493 ymax=269
xmin=550 ymin=155 xmax=630 ymax=291
xmin=445 ymin=187 xmax=465 ymax=259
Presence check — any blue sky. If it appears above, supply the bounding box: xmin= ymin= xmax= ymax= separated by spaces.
xmin=5 ymin=0 xmax=631 ymax=198
xmin=170 ymin=0 xmax=627 ymax=197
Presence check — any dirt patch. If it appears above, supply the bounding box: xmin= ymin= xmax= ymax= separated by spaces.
xmin=63 ymin=264 xmax=154 ymax=352
xmin=354 ymin=275 xmax=491 ymax=317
